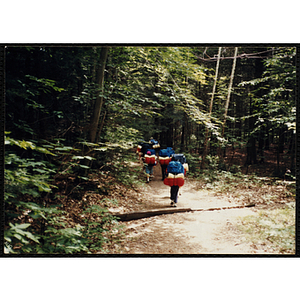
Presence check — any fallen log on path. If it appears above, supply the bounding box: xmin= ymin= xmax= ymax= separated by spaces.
xmin=113 ymin=203 xmax=255 ymax=222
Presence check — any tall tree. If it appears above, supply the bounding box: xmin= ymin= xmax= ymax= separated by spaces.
xmin=89 ymin=47 xmax=109 ymax=143
xmin=218 ymin=47 xmax=238 ymax=157
xmin=201 ymin=47 xmax=222 ymax=167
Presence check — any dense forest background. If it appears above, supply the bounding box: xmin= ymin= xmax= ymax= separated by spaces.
xmin=4 ymin=45 xmax=296 ymax=254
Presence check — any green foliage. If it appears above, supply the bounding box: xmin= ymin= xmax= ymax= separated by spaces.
xmin=183 ymin=153 xmax=201 ymax=176
xmin=4 ymin=223 xmax=40 ymax=254
xmin=5 ymin=194 xmax=122 ymax=254
xmin=196 ymin=165 xmax=247 ymax=190
xmin=25 ymin=75 xmax=65 ymax=93
xmin=81 ymin=203 xmax=123 ymax=252
xmin=5 ymin=188 xmax=123 ymax=254
xmin=108 ymin=151 xmax=145 ymax=188
xmin=205 ymin=154 xmax=220 ymax=169
xmin=104 ymin=125 xmax=141 ymax=150
xmin=5 ymin=132 xmax=126 ymax=254
xmin=5 ymin=152 xmax=55 ymax=201
xmin=236 ymin=204 xmax=295 ymax=254
xmin=38 ymin=216 xmax=88 ymax=254
xmin=5 ymin=202 xmax=90 ymax=254
xmin=238 ymin=47 xmax=296 ymax=135
xmin=105 ymin=46 xmax=212 ymax=139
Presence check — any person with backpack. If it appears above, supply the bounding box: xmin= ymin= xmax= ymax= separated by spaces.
xmin=158 ymin=147 xmax=175 ymax=180
xmin=170 ymin=153 xmax=189 ymax=196
xmin=164 ymin=156 xmax=185 ymax=207
xmin=149 ymin=137 xmax=160 ymax=151
xmin=142 ymin=149 xmax=157 ymax=183
xmin=170 ymin=154 xmax=189 ymax=174
xmin=136 ymin=141 xmax=146 ymax=160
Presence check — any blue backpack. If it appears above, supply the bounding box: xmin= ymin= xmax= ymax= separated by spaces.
xmin=159 ymin=149 xmax=169 ymax=157
xmin=171 ymin=154 xmax=186 ymax=164
xmin=159 ymin=148 xmax=175 ymax=157
xmin=141 ymin=143 xmax=152 ymax=155
xmin=167 ymin=161 xmax=184 ymax=174
xmin=150 ymin=139 xmax=160 ymax=149
xmin=147 ymin=149 xmax=156 ymax=155
xmin=167 ymin=147 xmax=175 ymax=156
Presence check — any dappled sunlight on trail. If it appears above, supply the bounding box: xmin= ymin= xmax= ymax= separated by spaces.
xmin=116 ymin=164 xmax=261 ymax=255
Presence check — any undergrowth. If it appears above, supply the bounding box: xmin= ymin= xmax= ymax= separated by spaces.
xmin=4 ymin=134 xmax=142 ymax=254
xmin=236 ymin=203 xmax=295 ymax=254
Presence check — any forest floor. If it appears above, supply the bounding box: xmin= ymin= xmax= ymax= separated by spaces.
xmin=106 ymin=162 xmax=295 ymax=255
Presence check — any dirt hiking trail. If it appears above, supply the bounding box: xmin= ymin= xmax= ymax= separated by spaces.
xmin=113 ymin=165 xmax=267 ymax=255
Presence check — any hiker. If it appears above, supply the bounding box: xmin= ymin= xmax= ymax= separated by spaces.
xmin=171 ymin=153 xmax=187 ymax=170
xmin=158 ymin=147 xmax=175 ymax=180
xmin=140 ymin=142 xmax=152 ymax=158
xmin=164 ymin=157 xmax=185 ymax=207
xmin=170 ymin=153 xmax=189 ymax=196
xmin=149 ymin=137 xmax=160 ymax=150
xmin=142 ymin=149 xmax=157 ymax=183
xmin=136 ymin=141 xmax=145 ymax=160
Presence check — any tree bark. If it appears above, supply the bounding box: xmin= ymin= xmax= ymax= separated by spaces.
xmin=201 ymin=47 xmax=222 ymax=168
xmin=218 ymin=47 xmax=238 ymax=158
xmin=114 ymin=203 xmax=255 ymax=221
xmin=245 ymin=96 xmax=258 ymax=166
xmin=180 ymin=114 xmax=187 ymax=152
xmin=89 ymin=47 xmax=109 ymax=143
xmin=221 ymin=47 xmax=238 ymax=140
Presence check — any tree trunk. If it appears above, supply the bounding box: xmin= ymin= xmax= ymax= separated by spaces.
xmin=181 ymin=120 xmax=185 ymax=152
xmin=289 ymin=135 xmax=295 ymax=174
xmin=218 ymin=47 xmax=238 ymax=157
xmin=245 ymin=97 xmax=258 ymax=166
xmin=221 ymin=47 xmax=238 ymax=138
xmin=180 ymin=114 xmax=188 ymax=152
xmin=89 ymin=47 xmax=109 ymax=143
xmin=265 ymin=121 xmax=270 ymax=150
xmin=201 ymin=47 xmax=222 ymax=168
xmin=258 ymin=131 xmax=265 ymax=163
xmin=278 ymin=126 xmax=285 ymax=153
xmin=245 ymin=135 xmax=257 ymax=166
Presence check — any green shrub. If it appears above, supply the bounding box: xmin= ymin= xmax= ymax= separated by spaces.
xmin=236 ymin=203 xmax=295 ymax=254
xmin=4 ymin=134 xmax=123 ymax=254
xmin=81 ymin=202 xmax=124 ymax=253
xmin=184 ymin=153 xmax=201 ymax=176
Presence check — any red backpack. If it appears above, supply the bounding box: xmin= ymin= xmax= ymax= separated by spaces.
xmin=163 ymin=173 xmax=185 ymax=187
xmin=163 ymin=161 xmax=185 ymax=187
xmin=144 ymin=149 xmax=156 ymax=165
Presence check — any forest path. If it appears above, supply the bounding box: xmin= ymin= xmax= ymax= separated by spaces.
xmin=118 ymin=165 xmax=260 ymax=255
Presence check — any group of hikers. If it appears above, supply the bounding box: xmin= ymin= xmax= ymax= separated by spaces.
xmin=136 ymin=138 xmax=188 ymax=207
